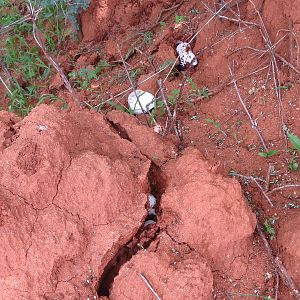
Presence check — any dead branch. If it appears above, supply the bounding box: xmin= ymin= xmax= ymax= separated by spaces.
xmin=275 ymin=53 xmax=300 ymax=75
xmin=256 ymin=224 xmax=300 ymax=299
xmin=189 ymin=0 xmax=235 ymax=43
xmin=248 ymin=0 xmax=287 ymax=145
xmin=228 ymin=64 xmax=269 ymax=152
xmin=267 ymin=184 xmax=300 ymax=195
xmin=138 ymin=272 xmax=161 ymax=300
xmin=117 ymin=46 xmax=149 ymax=125
xmin=26 ymin=1 xmax=81 ymax=107
xmin=89 ymin=64 xmax=170 ymax=110
xmin=265 ymin=163 xmax=274 ymax=191
xmin=230 ymin=171 xmax=273 ymax=206
xmin=0 ymin=74 xmax=13 ymax=96
xmin=157 ymin=79 xmax=180 ymax=138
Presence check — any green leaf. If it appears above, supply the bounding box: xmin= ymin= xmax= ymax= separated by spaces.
xmin=107 ymin=100 xmax=127 ymax=112
xmin=205 ymin=118 xmax=221 ymax=128
xmin=258 ymin=150 xmax=278 ymax=158
xmin=287 ymin=131 xmax=300 ymax=151
xmin=264 ymin=220 xmax=276 ymax=240
xmin=288 ymin=157 xmax=299 ymax=172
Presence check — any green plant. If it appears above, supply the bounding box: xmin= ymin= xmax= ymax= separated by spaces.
xmin=168 ymin=89 xmax=180 ymax=106
xmin=175 ymin=15 xmax=185 ymax=24
xmin=264 ymin=219 xmax=276 ymax=240
xmin=287 ymin=131 xmax=300 ymax=152
xmin=205 ymin=118 xmax=221 ymax=129
xmin=0 ymin=0 xmax=81 ymax=115
xmin=187 ymin=77 xmax=209 ymax=99
xmin=190 ymin=8 xmax=200 ymax=14
xmin=142 ymin=31 xmax=154 ymax=45
xmin=258 ymin=150 xmax=278 ymax=158
xmin=159 ymin=21 xmax=166 ymax=29
xmin=68 ymin=67 xmax=99 ymax=90
xmin=229 ymin=293 xmax=273 ymax=300
xmin=112 ymin=67 xmax=141 ymax=84
xmin=273 ymin=85 xmax=289 ymax=91
xmin=288 ymin=157 xmax=299 ymax=172
xmin=33 ymin=0 xmax=91 ymax=30
xmin=149 ymin=98 xmax=164 ymax=125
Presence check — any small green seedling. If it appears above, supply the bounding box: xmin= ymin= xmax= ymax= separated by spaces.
xmin=168 ymin=89 xmax=180 ymax=106
xmin=107 ymin=100 xmax=129 ymax=113
xmin=205 ymin=118 xmax=221 ymax=129
xmin=264 ymin=219 xmax=276 ymax=240
xmin=175 ymin=15 xmax=185 ymax=24
xmin=68 ymin=67 xmax=99 ymax=90
xmin=159 ymin=21 xmax=166 ymax=29
xmin=187 ymin=77 xmax=209 ymax=99
xmin=273 ymin=85 xmax=289 ymax=91
xmin=288 ymin=157 xmax=299 ymax=172
xmin=287 ymin=131 xmax=300 ymax=152
xmin=258 ymin=150 xmax=278 ymax=158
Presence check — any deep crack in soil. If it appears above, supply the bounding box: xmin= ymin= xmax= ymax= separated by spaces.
xmin=97 ymin=118 xmax=166 ymax=297
xmin=97 ymin=163 xmax=164 ymax=297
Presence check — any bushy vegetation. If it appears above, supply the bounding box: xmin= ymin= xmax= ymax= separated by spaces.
xmin=0 ymin=0 xmax=91 ymax=115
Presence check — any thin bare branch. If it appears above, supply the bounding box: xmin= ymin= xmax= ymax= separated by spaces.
xmin=138 ymin=272 xmax=161 ymax=300
xmin=275 ymin=53 xmax=300 ymax=74
xmin=157 ymin=78 xmax=180 ymax=138
xmin=268 ymin=184 xmax=300 ymax=195
xmin=256 ymin=224 xmax=300 ymax=299
xmin=189 ymin=0 xmax=235 ymax=43
xmin=265 ymin=163 xmax=274 ymax=192
xmin=248 ymin=0 xmax=287 ymax=146
xmin=230 ymin=172 xmax=273 ymax=207
xmin=117 ymin=46 xmax=149 ymax=125
xmin=0 ymin=74 xmax=13 ymax=95
xmin=228 ymin=64 xmax=269 ymax=152
xmin=88 ymin=64 xmax=170 ymax=110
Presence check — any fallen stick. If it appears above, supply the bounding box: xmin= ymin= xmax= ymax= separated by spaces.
xmin=157 ymin=79 xmax=180 ymax=138
xmin=267 ymin=184 xmax=300 ymax=195
xmin=228 ymin=64 xmax=269 ymax=152
xmin=117 ymin=46 xmax=149 ymax=125
xmin=138 ymin=272 xmax=161 ymax=300
xmin=0 ymin=74 xmax=13 ymax=96
xmin=256 ymin=224 xmax=300 ymax=299
xmin=230 ymin=172 xmax=273 ymax=207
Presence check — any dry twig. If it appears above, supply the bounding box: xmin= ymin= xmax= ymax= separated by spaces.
xmin=256 ymin=224 xmax=300 ymax=299
xmin=229 ymin=172 xmax=273 ymax=206
xmin=248 ymin=0 xmax=287 ymax=145
xmin=138 ymin=272 xmax=161 ymax=300
xmin=0 ymin=74 xmax=13 ymax=96
xmin=228 ymin=64 xmax=269 ymax=152
xmin=157 ymin=78 xmax=180 ymax=138
xmin=267 ymin=184 xmax=300 ymax=195
xmin=117 ymin=46 xmax=149 ymax=125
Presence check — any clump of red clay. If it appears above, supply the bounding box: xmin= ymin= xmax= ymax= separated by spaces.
xmin=0 ymin=105 xmax=272 ymax=299
xmin=0 ymin=105 xmax=151 ymax=299
xmin=160 ymin=148 xmax=257 ymax=275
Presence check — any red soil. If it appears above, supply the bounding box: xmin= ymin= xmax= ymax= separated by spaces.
xmin=1 ymin=0 xmax=300 ymax=299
